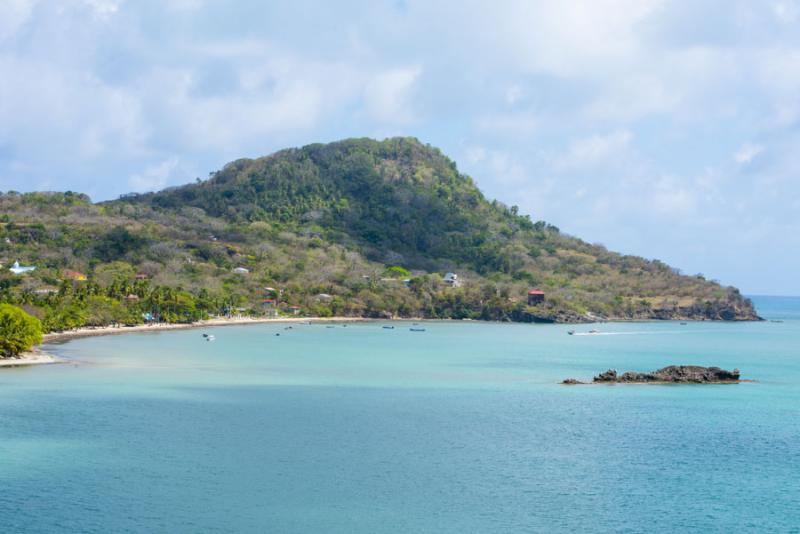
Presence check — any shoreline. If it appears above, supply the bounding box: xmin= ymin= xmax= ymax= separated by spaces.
xmin=41 ymin=316 xmax=371 ymax=344
xmin=0 ymin=349 xmax=63 ymax=368
xmin=38 ymin=314 xmax=768 ymax=345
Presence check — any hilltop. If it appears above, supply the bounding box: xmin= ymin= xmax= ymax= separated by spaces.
xmin=0 ymin=137 xmax=758 ymax=331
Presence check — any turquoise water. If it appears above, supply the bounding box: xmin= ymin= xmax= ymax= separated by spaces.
xmin=1 ymin=296 xmax=799 ymax=533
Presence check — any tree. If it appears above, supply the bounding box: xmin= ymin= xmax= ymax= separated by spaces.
xmin=0 ymin=304 xmax=43 ymax=357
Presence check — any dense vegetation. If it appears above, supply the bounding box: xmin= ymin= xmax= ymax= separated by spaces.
xmin=0 ymin=304 xmax=43 ymax=356
xmin=0 ymin=137 xmax=758 ymax=336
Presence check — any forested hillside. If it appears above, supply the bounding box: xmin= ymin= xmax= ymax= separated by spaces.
xmin=0 ymin=137 xmax=758 ymax=332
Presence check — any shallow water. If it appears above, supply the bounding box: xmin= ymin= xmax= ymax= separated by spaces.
xmin=1 ymin=296 xmax=799 ymax=532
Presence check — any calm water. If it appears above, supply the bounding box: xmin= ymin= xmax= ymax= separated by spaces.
xmin=1 ymin=296 xmax=799 ymax=533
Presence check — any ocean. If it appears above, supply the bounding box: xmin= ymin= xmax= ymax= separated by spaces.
xmin=1 ymin=296 xmax=798 ymax=533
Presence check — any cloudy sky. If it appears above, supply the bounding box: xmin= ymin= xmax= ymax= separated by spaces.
xmin=1 ymin=0 xmax=799 ymax=295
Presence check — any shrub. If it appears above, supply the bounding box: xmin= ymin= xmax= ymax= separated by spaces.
xmin=0 ymin=304 xmax=43 ymax=357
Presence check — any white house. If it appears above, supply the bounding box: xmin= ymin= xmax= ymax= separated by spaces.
xmin=10 ymin=261 xmax=36 ymax=275
xmin=233 ymin=267 xmax=250 ymax=274
xmin=443 ymin=272 xmax=460 ymax=287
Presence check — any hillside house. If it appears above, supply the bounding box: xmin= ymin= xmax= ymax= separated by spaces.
xmin=233 ymin=267 xmax=250 ymax=274
xmin=10 ymin=261 xmax=36 ymax=275
xmin=443 ymin=272 xmax=461 ymax=287
xmin=527 ymin=289 xmax=545 ymax=305
xmin=64 ymin=270 xmax=87 ymax=281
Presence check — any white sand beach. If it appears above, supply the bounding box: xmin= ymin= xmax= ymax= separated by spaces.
xmin=0 ymin=350 xmax=62 ymax=368
xmin=41 ymin=316 xmax=368 ymax=343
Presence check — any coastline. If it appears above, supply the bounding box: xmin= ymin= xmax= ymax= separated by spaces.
xmin=0 ymin=349 xmax=62 ymax=368
xmin=41 ymin=316 xmax=369 ymax=344
xmin=37 ymin=313 xmax=765 ymax=345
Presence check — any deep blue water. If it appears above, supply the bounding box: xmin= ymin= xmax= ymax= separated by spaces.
xmin=1 ymin=296 xmax=799 ymax=533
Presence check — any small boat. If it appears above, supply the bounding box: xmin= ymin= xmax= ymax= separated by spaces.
xmin=567 ymin=330 xmax=575 ymax=335
xmin=325 ymin=325 xmax=336 ymax=329
xmin=284 ymin=326 xmax=293 ymax=330
xmin=409 ymin=327 xmax=426 ymax=332
xmin=204 ymin=334 xmax=215 ymax=342
xmin=382 ymin=325 xmax=394 ymax=330
xmin=680 ymin=322 xmax=688 ymax=325
xmin=588 ymin=329 xmax=599 ymax=334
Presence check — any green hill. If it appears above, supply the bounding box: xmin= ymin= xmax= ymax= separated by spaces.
xmin=0 ymin=137 xmax=758 ymax=332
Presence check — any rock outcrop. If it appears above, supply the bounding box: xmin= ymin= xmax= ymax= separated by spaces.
xmin=592 ymin=365 xmax=740 ymax=383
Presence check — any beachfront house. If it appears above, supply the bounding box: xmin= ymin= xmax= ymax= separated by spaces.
xmin=262 ymin=299 xmax=279 ymax=317
xmin=9 ymin=261 xmax=36 ymax=275
xmin=287 ymin=306 xmax=302 ymax=315
xmin=443 ymin=272 xmax=461 ymax=287
xmin=527 ymin=289 xmax=545 ymax=305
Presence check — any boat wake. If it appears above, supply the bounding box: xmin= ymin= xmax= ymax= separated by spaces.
xmin=571 ymin=330 xmax=703 ymax=336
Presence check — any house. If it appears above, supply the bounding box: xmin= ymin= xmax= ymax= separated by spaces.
xmin=233 ymin=267 xmax=250 ymax=274
xmin=287 ymin=306 xmax=302 ymax=315
xmin=135 ymin=273 xmax=149 ymax=280
xmin=34 ymin=287 xmax=58 ymax=295
xmin=527 ymin=289 xmax=545 ymax=305
xmin=125 ymin=294 xmax=140 ymax=302
xmin=64 ymin=270 xmax=87 ymax=281
xmin=443 ymin=272 xmax=461 ymax=287
xmin=9 ymin=261 xmax=36 ymax=275
xmin=316 ymin=293 xmax=333 ymax=302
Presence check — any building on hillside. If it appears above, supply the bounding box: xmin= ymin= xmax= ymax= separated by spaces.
xmin=135 ymin=273 xmax=149 ymax=280
xmin=233 ymin=267 xmax=250 ymax=274
xmin=64 ymin=270 xmax=87 ymax=281
xmin=34 ymin=287 xmax=59 ymax=295
xmin=125 ymin=294 xmax=140 ymax=302
xmin=443 ymin=272 xmax=461 ymax=287
xmin=10 ymin=261 xmax=36 ymax=275
xmin=262 ymin=299 xmax=278 ymax=317
xmin=527 ymin=289 xmax=545 ymax=305
xmin=316 ymin=293 xmax=333 ymax=302
xmin=287 ymin=306 xmax=302 ymax=315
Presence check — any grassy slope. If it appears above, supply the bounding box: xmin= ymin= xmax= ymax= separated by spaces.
xmin=0 ymin=137 xmax=758 ymax=324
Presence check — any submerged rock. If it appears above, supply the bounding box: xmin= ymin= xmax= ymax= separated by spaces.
xmin=592 ymin=365 xmax=741 ymax=384
xmin=561 ymin=378 xmax=585 ymax=385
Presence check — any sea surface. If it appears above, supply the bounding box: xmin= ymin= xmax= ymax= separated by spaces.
xmin=1 ymin=296 xmax=799 ymax=533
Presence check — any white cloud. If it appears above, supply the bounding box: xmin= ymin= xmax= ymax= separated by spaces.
xmin=82 ymin=0 xmax=122 ymax=18
xmin=128 ymin=157 xmax=181 ymax=193
xmin=772 ymin=1 xmax=800 ymax=22
xmin=0 ymin=0 xmax=35 ymax=41
xmin=363 ymin=66 xmax=421 ymax=124
xmin=734 ymin=143 xmax=764 ymax=164
xmin=557 ymin=130 xmax=632 ymax=170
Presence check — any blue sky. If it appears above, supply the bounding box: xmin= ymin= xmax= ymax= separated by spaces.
xmin=1 ymin=1 xmax=798 ymax=295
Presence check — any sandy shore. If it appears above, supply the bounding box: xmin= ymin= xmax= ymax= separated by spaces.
xmin=41 ymin=316 xmax=369 ymax=343
xmin=0 ymin=349 xmax=62 ymax=368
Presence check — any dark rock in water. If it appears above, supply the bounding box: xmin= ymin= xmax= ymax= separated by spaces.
xmin=561 ymin=378 xmax=585 ymax=385
xmin=592 ymin=365 xmax=740 ymax=384
xmin=593 ymin=369 xmax=618 ymax=382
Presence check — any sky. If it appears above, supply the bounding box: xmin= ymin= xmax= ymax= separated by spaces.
xmin=1 ymin=0 xmax=799 ymax=295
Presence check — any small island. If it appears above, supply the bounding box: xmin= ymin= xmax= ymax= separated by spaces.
xmin=562 ymin=365 xmax=742 ymax=384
